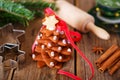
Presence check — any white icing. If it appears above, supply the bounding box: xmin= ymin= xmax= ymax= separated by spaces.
xmin=67 ymin=48 xmax=71 ymax=52
xmin=67 ymin=40 xmax=70 ymax=44
xmin=49 ymin=27 xmax=55 ymax=31
xmin=40 ymin=34 xmax=42 ymax=37
xmin=37 ymin=35 xmax=40 ymax=39
xmin=60 ymin=31 xmax=64 ymax=35
xmin=50 ymin=62 xmax=54 ymax=66
xmin=32 ymin=54 xmax=35 ymax=59
xmin=35 ymin=41 xmax=38 ymax=45
xmin=51 ymin=51 xmax=55 ymax=57
xmin=62 ymin=39 xmax=66 ymax=44
xmin=53 ymin=36 xmax=57 ymax=40
xmin=42 ymin=15 xmax=58 ymax=31
xmin=58 ymin=47 xmax=62 ymax=51
xmin=48 ymin=43 xmax=52 ymax=47
xmin=41 ymin=45 xmax=45 ymax=49
xmin=59 ymin=56 xmax=62 ymax=60
xmin=56 ymin=29 xmax=60 ymax=33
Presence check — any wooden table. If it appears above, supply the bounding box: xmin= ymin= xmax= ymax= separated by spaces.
xmin=7 ymin=0 xmax=120 ymax=80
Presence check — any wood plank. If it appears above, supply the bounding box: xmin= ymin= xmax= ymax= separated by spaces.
xmin=75 ymin=0 xmax=120 ymax=80
xmin=75 ymin=0 xmax=95 ymax=11
xmin=76 ymin=32 xmax=120 ymax=80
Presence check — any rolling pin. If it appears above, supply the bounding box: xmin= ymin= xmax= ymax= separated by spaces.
xmin=55 ymin=0 xmax=110 ymax=40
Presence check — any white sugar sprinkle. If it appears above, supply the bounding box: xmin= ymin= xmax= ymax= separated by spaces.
xmin=41 ymin=45 xmax=45 ymax=49
xmin=67 ymin=40 xmax=70 ymax=44
xmin=48 ymin=43 xmax=52 ymax=47
xmin=53 ymin=36 xmax=57 ymax=40
xmin=51 ymin=51 xmax=55 ymax=57
xmin=50 ymin=62 xmax=54 ymax=66
xmin=32 ymin=54 xmax=35 ymax=59
xmin=40 ymin=34 xmax=42 ymax=37
xmin=60 ymin=31 xmax=64 ymax=35
xmin=37 ymin=35 xmax=40 ymax=39
xmin=58 ymin=47 xmax=62 ymax=51
xmin=62 ymin=39 xmax=66 ymax=44
xmin=56 ymin=29 xmax=60 ymax=33
xmin=35 ymin=41 xmax=38 ymax=45
xmin=67 ymin=48 xmax=71 ymax=52
xmin=59 ymin=56 xmax=62 ymax=60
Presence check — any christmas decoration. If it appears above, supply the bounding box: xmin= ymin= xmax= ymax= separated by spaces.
xmin=32 ymin=8 xmax=94 ymax=80
xmin=0 ymin=0 xmax=57 ymax=26
xmin=56 ymin=0 xmax=110 ymax=40
xmin=89 ymin=0 xmax=120 ymax=32
xmin=32 ymin=14 xmax=72 ymax=69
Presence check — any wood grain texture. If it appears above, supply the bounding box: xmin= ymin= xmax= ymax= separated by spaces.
xmin=11 ymin=0 xmax=120 ymax=80
xmin=75 ymin=0 xmax=96 ymax=11
xmin=76 ymin=32 xmax=120 ymax=80
xmin=75 ymin=0 xmax=120 ymax=80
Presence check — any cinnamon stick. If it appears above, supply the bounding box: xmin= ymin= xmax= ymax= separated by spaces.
xmin=108 ymin=58 xmax=120 ymax=69
xmin=108 ymin=60 xmax=120 ymax=75
xmin=98 ymin=50 xmax=120 ymax=73
xmin=95 ymin=44 xmax=118 ymax=67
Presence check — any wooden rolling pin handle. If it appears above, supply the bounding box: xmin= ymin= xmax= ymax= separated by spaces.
xmin=86 ymin=22 xmax=110 ymax=40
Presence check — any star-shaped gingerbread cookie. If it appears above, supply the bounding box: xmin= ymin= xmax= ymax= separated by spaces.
xmin=42 ymin=15 xmax=59 ymax=30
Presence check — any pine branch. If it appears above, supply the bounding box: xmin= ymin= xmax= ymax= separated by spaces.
xmin=0 ymin=0 xmax=34 ymax=26
xmin=0 ymin=0 xmax=57 ymax=27
xmin=16 ymin=0 xmax=58 ymax=17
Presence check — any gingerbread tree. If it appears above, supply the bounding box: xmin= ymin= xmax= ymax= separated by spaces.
xmin=32 ymin=12 xmax=72 ymax=69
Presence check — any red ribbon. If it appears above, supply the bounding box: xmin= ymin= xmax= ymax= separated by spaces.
xmin=45 ymin=8 xmax=94 ymax=80
xmin=57 ymin=20 xmax=94 ymax=80
xmin=32 ymin=8 xmax=94 ymax=80
xmin=58 ymin=70 xmax=82 ymax=80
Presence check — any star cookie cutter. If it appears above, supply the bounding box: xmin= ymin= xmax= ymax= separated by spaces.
xmin=0 ymin=43 xmax=25 ymax=63
xmin=0 ymin=23 xmax=25 ymax=70
xmin=0 ymin=23 xmax=25 ymax=46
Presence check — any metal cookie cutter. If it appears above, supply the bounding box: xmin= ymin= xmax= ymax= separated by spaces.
xmin=0 ymin=23 xmax=25 ymax=45
xmin=0 ymin=23 xmax=25 ymax=67
xmin=0 ymin=43 xmax=25 ymax=64
xmin=0 ymin=23 xmax=25 ymax=80
xmin=0 ymin=44 xmax=25 ymax=80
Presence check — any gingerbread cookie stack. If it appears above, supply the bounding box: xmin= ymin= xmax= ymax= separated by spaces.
xmin=32 ymin=14 xmax=72 ymax=69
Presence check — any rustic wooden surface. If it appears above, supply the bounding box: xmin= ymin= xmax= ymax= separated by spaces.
xmin=8 ymin=0 xmax=120 ymax=80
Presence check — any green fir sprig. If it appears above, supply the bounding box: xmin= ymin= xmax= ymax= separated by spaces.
xmin=0 ymin=0 xmax=34 ymax=26
xmin=0 ymin=0 xmax=57 ymax=27
xmin=17 ymin=0 xmax=57 ymax=17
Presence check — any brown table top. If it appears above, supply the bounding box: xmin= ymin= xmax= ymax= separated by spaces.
xmin=4 ymin=0 xmax=120 ymax=80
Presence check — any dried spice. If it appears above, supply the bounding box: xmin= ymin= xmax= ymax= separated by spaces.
xmin=92 ymin=46 xmax=104 ymax=54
